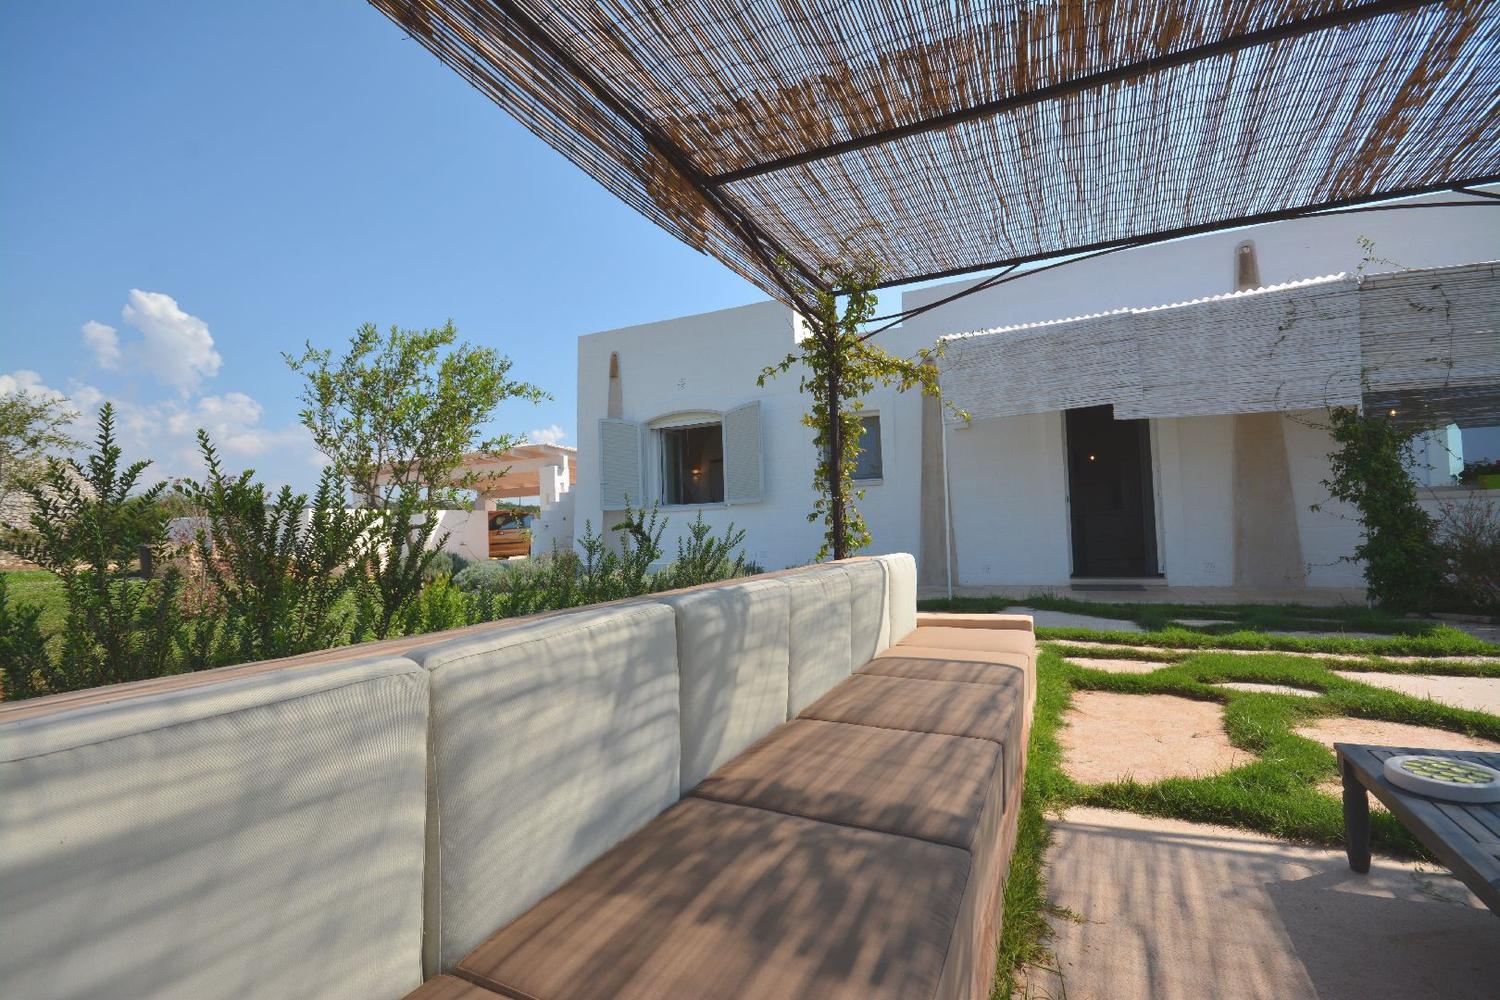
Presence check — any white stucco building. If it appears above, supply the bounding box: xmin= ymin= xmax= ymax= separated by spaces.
xmin=574 ymin=195 xmax=1500 ymax=596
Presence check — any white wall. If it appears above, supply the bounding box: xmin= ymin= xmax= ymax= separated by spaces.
xmin=900 ymin=193 xmax=1497 ymax=591
xmin=576 ymin=300 xmax=926 ymax=569
xmin=944 ymin=412 xmax=1070 ymax=586
xmin=898 ymin=192 xmax=1500 ymax=339
xmin=574 ymin=194 xmax=1498 ymax=587
xmin=433 ymin=509 xmax=489 ymax=563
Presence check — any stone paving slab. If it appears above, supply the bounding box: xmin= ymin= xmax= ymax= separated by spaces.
xmin=1059 ymin=692 xmax=1242 ymax=784
xmin=1062 ymin=657 xmax=1174 ymax=675
xmin=1329 ymin=671 xmax=1500 ymax=715
xmin=1293 ymin=717 xmax=1500 ymax=755
xmin=1212 ymin=681 xmax=1321 ymax=698
xmin=1021 ymin=807 xmax=1498 ymax=1000
xmin=1050 ymin=639 xmax=1500 ymax=667
xmin=1002 ymin=607 xmax=1146 ymax=632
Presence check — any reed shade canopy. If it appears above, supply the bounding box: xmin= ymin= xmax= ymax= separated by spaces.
xmin=369 ymin=0 xmax=1500 ymax=311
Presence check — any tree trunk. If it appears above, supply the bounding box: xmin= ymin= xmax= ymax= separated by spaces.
xmin=825 ymin=331 xmax=846 ymax=560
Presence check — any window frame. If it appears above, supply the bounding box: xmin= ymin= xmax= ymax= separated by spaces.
xmin=851 ymin=412 xmax=884 ymax=483
xmin=652 ymin=414 xmax=726 ymax=507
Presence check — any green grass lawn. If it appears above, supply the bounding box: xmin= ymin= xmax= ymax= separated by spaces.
xmin=929 ymin=592 xmax=1437 ymax=634
xmin=1 ymin=569 xmax=65 ymax=635
xmin=992 ymin=640 xmax=1500 ymax=997
xmin=922 ymin=594 xmax=1500 ymax=659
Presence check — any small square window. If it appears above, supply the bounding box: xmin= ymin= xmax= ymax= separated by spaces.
xmin=854 ymin=415 xmax=882 ymax=481
xmin=660 ymin=423 xmax=724 ymax=504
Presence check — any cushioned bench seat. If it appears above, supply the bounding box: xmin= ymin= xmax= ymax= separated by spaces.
xmin=406 ymin=975 xmax=504 ymax=999
xmin=900 ymin=625 xmax=1037 ymax=661
xmin=454 ymin=797 xmax=973 ymax=1000
xmin=862 ymin=650 xmax=1027 ymax=686
xmin=798 ymin=672 xmax=1025 ymax=748
xmin=691 ymin=717 xmax=1001 ymax=847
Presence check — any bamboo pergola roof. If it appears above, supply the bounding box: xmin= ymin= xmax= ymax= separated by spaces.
xmin=370 ymin=0 xmax=1500 ymax=311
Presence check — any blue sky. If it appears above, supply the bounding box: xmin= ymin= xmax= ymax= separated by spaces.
xmin=1 ymin=2 xmax=773 ymax=489
xmin=6 ymin=4 xmax=1498 ymax=491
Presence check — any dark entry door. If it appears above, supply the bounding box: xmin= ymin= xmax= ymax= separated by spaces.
xmin=1065 ymin=405 xmax=1158 ymax=577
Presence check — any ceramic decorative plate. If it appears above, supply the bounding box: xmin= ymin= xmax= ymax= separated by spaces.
xmin=1382 ymin=755 xmax=1500 ymax=803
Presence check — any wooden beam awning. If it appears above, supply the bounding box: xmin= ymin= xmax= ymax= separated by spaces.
xmin=370 ymin=1 xmax=1500 ymax=310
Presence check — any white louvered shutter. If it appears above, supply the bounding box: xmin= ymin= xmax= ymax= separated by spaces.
xmin=722 ymin=401 xmax=763 ymax=505
xmin=598 ymin=419 xmax=643 ymax=510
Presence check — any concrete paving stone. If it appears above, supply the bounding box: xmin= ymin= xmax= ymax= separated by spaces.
xmin=1063 ymin=657 xmax=1174 ymax=675
xmin=1002 ymin=606 xmax=1146 ymax=632
xmin=1060 ymin=692 xmax=1242 ymax=784
xmin=1048 ymin=639 xmax=1500 ymax=667
xmin=1212 ymin=681 xmax=1321 ymax=698
xmin=1331 ymin=671 xmax=1500 ymax=716
xmin=1028 ymin=807 xmax=1498 ymax=1000
xmin=1293 ymin=717 xmax=1500 ymax=754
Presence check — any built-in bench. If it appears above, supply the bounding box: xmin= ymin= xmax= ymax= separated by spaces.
xmin=0 ymin=554 xmax=1035 ymax=1000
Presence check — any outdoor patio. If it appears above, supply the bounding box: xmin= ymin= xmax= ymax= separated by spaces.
xmin=3 ymin=2 xmax=1498 ymax=999
xmin=989 ymin=610 xmax=1500 ymax=998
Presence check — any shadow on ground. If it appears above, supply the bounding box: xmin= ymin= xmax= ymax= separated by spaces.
xmin=1031 ymin=807 xmax=1497 ymax=1000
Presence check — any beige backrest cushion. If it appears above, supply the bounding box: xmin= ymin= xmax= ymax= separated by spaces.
xmin=659 ymin=577 xmax=790 ymax=792
xmin=0 ymin=656 xmax=429 ymax=1000
xmin=412 ymin=603 xmax=680 ymax=973
xmin=784 ymin=566 xmax=855 ymax=716
xmin=845 ymin=559 xmax=891 ymax=666
xmin=876 ymin=552 xmax=918 ymax=643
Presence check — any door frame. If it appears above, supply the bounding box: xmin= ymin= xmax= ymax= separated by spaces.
xmin=1061 ymin=407 xmax=1163 ymax=578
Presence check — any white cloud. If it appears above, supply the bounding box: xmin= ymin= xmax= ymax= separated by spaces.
xmin=118 ymin=289 xmax=222 ymax=395
xmin=0 ymin=369 xmax=70 ymax=403
xmin=3 ymin=368 xmax=316 ymax=483
xmin=81 ymin=321 xmax=121 ymax=369
xmin=527 ymin=423 xmax=569 ymax=446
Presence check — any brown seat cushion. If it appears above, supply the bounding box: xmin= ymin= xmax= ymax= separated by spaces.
xmin=863 ymin=649 xmax=1029 ymax=685
xmin=799 ymin=672 xmax=1024 ymax=748
xmin=691 ymin=718 xmax=1001 ymax=848
xmin=901 ymin=625 xmax=1035 ymax=658
xmin=457 ymin=797 xmax=971 ymax=1000
xmin=403 ymin=974 xmax=505 ymax=999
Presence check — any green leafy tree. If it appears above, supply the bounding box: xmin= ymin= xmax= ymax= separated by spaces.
xmin=2 ymin=404 xmax=182 ymax=689
xmin=286 ymin=320 xmax=549 ymax=503
xmin=285 ymin=321 xmax=548 ymax=637
xmin=0 ymin=388 xmax=78 ymax=521
xmin=760 ymin=257 xmax=951 ymax=559
xmin=176 ymin=431 xmax=371 ymax=663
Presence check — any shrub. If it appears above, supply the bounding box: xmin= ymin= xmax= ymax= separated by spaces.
xmin=1435 ymin=498 xmax=1500 ymax=614
xmin=175 ymin=432 xmax=371 ymax=665
xmin=1318 ymin=406 xmax=1442 ymax=611
xmin=1 ymin=404 xmax=184 ymax=692
xmin=658 ymin=512 xmax=748 ymax=590
xmin=422 ymin=550 xmax=472 ymax=583
xmin=0 ymin=574 xmax=56 ymax=700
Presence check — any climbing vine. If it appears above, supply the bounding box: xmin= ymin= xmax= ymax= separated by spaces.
xmin=759 ymin=257 xmax=956 ymax=560
xmin=1317 ymin=406 xmax=1441 ymax=610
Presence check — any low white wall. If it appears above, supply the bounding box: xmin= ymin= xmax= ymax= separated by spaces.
xmin=532 ymin=492 xmax=574 ymax=556
xmin=432 ymin=509 xmax=489 ymax=563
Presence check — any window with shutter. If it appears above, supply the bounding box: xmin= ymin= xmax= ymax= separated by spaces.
xmin=598 ymin=419 xmax=643 ymax=510
xmin=659 ymin=423 xmax=724 ymax=504
xmin=723 ymin=401 xmax=763 ymax=504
